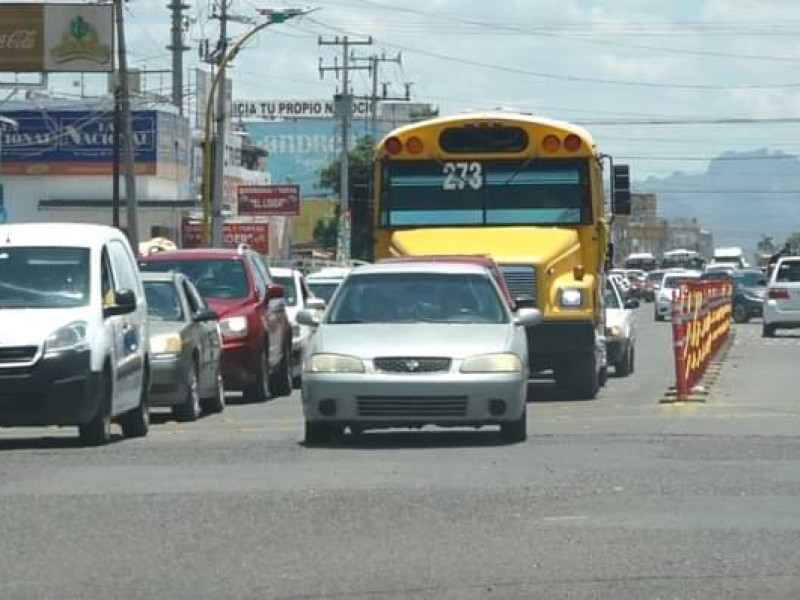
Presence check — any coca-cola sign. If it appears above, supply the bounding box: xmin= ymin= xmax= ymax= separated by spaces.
xmin=0 ymin=5 xmax=43 ymax=71
xmin=0 ymin=4 xmax=113 ymax=73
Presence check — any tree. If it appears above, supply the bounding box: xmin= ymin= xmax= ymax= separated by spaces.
xmin=312 ymin=210 xmax=339 ymax=251
xmin=786 ymin=231 xmax=800 ymax=252
xmin=317 ymin=135 xmax=375 ymax=261
xmin=757 ymin=234 xmax=775 ymax=255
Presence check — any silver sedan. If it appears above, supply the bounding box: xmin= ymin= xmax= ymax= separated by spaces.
xmin=296 ymin=262 xmax=541 ymax=444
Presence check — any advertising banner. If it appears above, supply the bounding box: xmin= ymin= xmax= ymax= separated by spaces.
xmin=0 ymin=110 xmax=158 ymax=176
xmin=232 ymin=98 xmax=374 ymax=120
xmin=0 ymin=3 xmax=113 ymax=73
xmin=181 ymin=220 xmax=270 ymax=255
xmin=238 ymin=184 xmax=300 ymax=216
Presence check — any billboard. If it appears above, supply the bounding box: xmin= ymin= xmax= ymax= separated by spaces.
xmin=0 ymin=109 xmax=189 ymax=177
xmin=0 ymin=4 xmax=113 ymax=73
xmin=246 ymin=118 xmax=379 ymax=196
xmin=181 ymin=220 xmax=269 ymax=255
xmin=238 ymin=184 xmax=300 ymax=216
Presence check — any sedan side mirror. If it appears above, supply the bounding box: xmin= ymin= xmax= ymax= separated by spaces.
xmin=296 ymin=309 xmax=320 ymax=328
xmin=104 ymin=289 xmax=137 ymax=318
xmin=194 ymin=308 xmax=219 ymax=322
xmin=306 ymin=297 xmax=326 ymax=311
xmin=624 ymin=298 xmax=640 ymax=309
xmin=514 ymin=307 xmax=543 ymax=327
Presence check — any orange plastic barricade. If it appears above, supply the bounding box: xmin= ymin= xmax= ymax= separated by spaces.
xmin=671 ymin=281 xmax=732 ymax=399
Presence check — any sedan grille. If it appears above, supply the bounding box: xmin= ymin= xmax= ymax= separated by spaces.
xmin=357 ymin=396 xmax=468 ymax=418
xmin=0 ymin=346 xmax=38 ymax=366
xmin=500 ymin=265 xmax=537 ymax=307
xmin=374 ymin=357 xmax=451 ymax=374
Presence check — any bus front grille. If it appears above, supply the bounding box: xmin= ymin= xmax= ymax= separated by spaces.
xmin=500 ymin=265 xmax=538 ymax=307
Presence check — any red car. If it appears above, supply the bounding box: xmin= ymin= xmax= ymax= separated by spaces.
xmin=379 ymin=255 xmax=517 ymax=310
xmin=139 ymin=248 xmax=293 ymax=401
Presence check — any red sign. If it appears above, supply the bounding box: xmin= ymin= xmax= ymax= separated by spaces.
xmin=181 ymin=221 xmax=269 ymax=255
xmin=238 ymin=184 xmax=300 ymax=216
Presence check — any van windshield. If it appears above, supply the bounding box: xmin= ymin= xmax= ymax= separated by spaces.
xmin=0 ymin=247 xmax=91 ymax=309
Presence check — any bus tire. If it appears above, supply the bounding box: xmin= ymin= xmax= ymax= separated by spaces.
xmin=568 ymin=354 xmax=599 ymax=400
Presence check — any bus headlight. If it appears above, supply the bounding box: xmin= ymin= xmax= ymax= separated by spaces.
xmin=560 ymin=289 xmax=583 ymax=308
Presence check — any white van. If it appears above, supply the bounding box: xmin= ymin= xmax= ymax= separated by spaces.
xmin=0 ymin=223 xmax=150 ymax=445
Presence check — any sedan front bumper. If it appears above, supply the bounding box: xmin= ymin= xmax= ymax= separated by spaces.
xmin=150 ymin=354 xmax=189 ymax=406
xmin=302 ymin=372 xmax=527 ymax=429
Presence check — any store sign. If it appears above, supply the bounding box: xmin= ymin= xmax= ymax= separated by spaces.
xmin=238 ymin=185 xmax=300 ymax=216
xmin=0 ymin=110 xmax=157 ymax=176
xmin=232 ymin=98 xmax=374 ymax=120
xmin=181 ymin=221 xmax=269 ymax=255
xmin=0 ymin=4 xmax=113 ymax=73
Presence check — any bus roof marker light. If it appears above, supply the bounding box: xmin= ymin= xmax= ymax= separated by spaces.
xmin=405 ymin=136 xmax=424 ymax=154
xmin=573 ymin=265 xmax=586 ymax=281
xmin=564 ymin=134 xmax=582 ymax=152
xmin=542 ymin=134 xmax=560 ymax=153
xmin=385 ymin=136 xmax=403 ymax=155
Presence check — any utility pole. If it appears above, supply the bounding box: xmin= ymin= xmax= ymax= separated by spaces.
xmin=318 ymin=35 xmax=372 ymax=263
xmin=115 ymin=0 xmax=139 ymax=250
xmin=112 ymin=81 xmax=121 ymax=228
xmin=352 ymin=52 xmax=404 ymax=143
xmin=167 ymin=0 xmax=189 ymax=115
xmin=209 ymin=0 xmax=231 ymax=247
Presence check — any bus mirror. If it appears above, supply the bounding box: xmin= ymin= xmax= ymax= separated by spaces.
xmin=612 ymin=165 xmax=631 ymax=216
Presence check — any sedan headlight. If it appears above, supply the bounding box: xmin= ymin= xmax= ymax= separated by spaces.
xmin=306 ymin=353 xmax=365 ymax=373
xmin=219 ymin=316 xmax=248 ymax=340
xmin=150 ymin=333 xmax=182 ymax=355
xmin=44 ymin=321 xmax=89 ymax=355
xmin=460 ymin=353 xmax=522 ymax=373
xmin=559 ymin=288 xmax=583 ymax=308
xmin=605 ymin=325 xmax=622 ymax=338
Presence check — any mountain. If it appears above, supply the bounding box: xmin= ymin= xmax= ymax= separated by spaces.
xmin=639 ymin=149 xmax=800 ymax=259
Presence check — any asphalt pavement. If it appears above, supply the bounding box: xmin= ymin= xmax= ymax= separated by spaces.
xmin=2 ymin=306 xmax=800 ymax=599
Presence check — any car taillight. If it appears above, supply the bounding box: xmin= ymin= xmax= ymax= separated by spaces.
xmin=769 ymin=288 xmax=790 ymax=300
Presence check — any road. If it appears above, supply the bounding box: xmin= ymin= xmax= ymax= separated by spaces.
xmin=2 ymin=310 xmax=800 ymax=599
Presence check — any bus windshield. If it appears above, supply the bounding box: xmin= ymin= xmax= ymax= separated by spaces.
xmin=381 ymin=159 xmax=591 ymax=227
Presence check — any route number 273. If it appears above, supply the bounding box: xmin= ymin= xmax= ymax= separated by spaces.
xmin=442 ymin=161 xmax=483 ymax=191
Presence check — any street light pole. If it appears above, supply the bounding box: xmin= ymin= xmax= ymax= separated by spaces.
xmin=201 ymin=6 xmax=317 ymax=246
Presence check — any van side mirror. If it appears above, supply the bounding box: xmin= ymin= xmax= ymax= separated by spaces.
xmin=612 ymin=164 xmax=631 ymax=216
xmin=104 ymin=289 xmax=137 ymax=318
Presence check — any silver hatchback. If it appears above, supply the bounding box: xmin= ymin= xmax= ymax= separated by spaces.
xmin=296 ymin=262 xmax=541 ymax=444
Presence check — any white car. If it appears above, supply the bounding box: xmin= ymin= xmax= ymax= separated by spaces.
xmin=306 ymin=267 xmax=351 ymax=304
xmin=763 ymin=256 xmax=800 ymax=337
xmin=605 ymin=277 xmax=637 ymax=377
xmin=0 ymin=223 xmax=150 ymax=445
xmin=270 ymin=267 xmax=326 ymax=386
xmin=654 ymin=271 xmax=701 ymax=321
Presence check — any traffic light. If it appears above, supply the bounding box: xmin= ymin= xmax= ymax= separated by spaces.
xmin=613 ymin=164 xmax=631 ymax=216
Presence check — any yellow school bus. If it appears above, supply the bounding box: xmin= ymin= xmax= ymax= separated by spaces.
xmin=373 ymin=112 xmax=629 ymax=399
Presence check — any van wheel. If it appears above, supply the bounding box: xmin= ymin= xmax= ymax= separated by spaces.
xmin=173 ymin=362 xmax=201 ymax=422
xmin=733 ymin=303 xmax=749 ymax=324
xmin=201 ymin=372 xmax=226 ymax=414
xmin=79 ymin=370 xmax=112 ymax=447
xmin=500 ymin=406 xmax=527 ymax=443
xmin=119 ymin=367 xmax=150 ymax=438
xmin=270 ymin=345 xmax=293 ymax=398
xmin=244 ymin=348 xmax=271 ymax=403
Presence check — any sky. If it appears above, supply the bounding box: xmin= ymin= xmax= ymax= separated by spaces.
xmin=6 ymin=1 xmax=800 ymax=200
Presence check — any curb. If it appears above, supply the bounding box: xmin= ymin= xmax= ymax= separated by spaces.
xmin=660 ymin=327 xmax=736 ymax=404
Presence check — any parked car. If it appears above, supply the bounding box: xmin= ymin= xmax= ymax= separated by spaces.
xmin=139 ymin=248 xmax=293 ymax=402
xmin=270 ymin=267 xmax=326 ymax=387
xmin=731 ymin=269 xmax=767 ymax=324
xmin=763 ymin=257 xmax=800 ymax=337
xmin=609 ymin=272 xmax=631 ymax=299
xmin=0 ymin=223 xmax=150 ymax=445
xmin=297 ymin=261 xmax=541 ymax=444
xmin=142 ymin=271 xmax=225 ymax=421
xmin=380 ymin=254 xmax=517 ymax=309
xmin=605 ymin=277 xmax=638 ymax=377
xmin=654 ymin=271 xmax=701 ymax=321
xmin=305 ymin=267 xmax=351 ymax=303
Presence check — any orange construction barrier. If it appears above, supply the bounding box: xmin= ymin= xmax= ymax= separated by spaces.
xmin=671 ymin=281 xmax=732 ymax=399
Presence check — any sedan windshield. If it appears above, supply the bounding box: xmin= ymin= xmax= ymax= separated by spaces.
xmin=0 ymin=247 xmax=90 ymax=309
xmin=140 ymin=259 xmax=248 ymax=299
xmin=144 ymin=281 xmax=184 ymax=321
xmin=327 ymin=272 xmax=508 ymax=324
